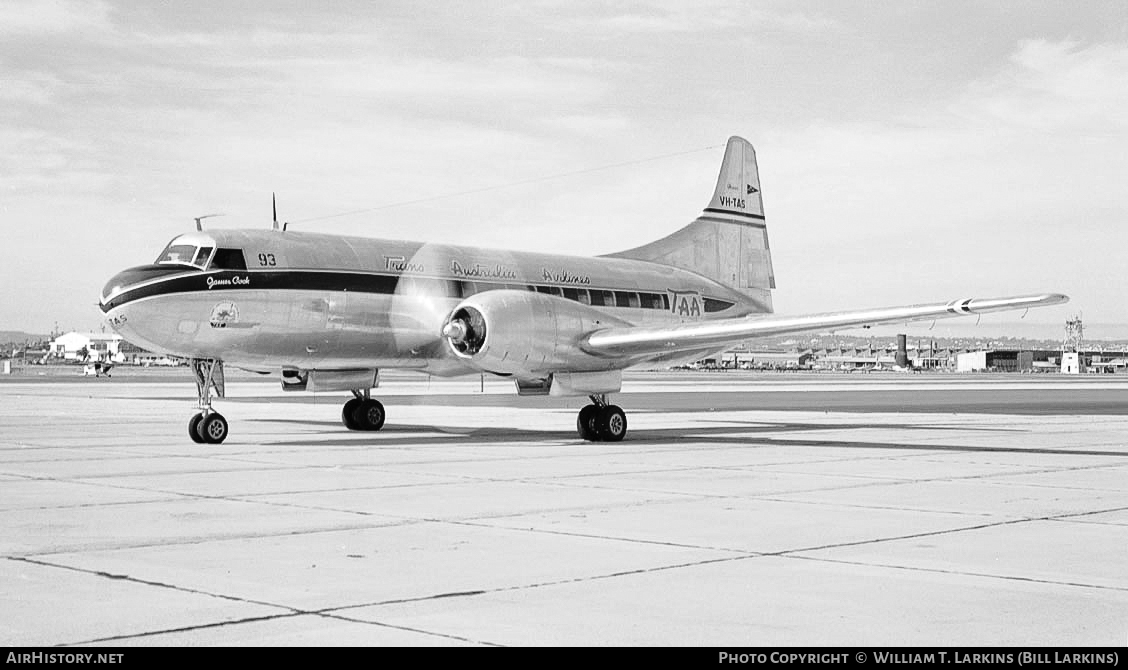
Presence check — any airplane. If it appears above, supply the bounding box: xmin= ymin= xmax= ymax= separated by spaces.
xmin=99 ymin=136 xmax=1068 ymax=444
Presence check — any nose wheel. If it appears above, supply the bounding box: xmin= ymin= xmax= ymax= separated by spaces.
xmin=188 ymin=358 xmax=228 ymax=444
xmin=577 ymin=396 xmax=627 ymax=442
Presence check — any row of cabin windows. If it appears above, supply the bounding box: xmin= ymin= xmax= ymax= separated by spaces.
xmin=536 ymin=285 xmax=667 ymax=310
xmin=401 ymin=277 xmax=734 ymax=312
xmin=396 ymin=277 xmax=671 ymax=309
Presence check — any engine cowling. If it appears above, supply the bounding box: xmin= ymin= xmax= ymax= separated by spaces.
xmin=441 ymin=290 xmax=630 ymax=376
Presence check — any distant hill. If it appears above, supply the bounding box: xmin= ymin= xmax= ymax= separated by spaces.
xmin=0 ymin=331 xmax=48 ymax=343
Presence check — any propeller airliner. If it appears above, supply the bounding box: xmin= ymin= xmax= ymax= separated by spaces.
xmin=100 ymin=137 xmax=1067 ymax=443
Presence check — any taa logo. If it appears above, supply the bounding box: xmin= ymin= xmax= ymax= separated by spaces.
xmin=209 ymin=302 xmax=239 ymax=328
xmin=669 ymin=291 xmax=702 ymax=317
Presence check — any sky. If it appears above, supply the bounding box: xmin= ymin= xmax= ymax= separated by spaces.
xmin=2 ymin=0 xmax=1125 ymax=339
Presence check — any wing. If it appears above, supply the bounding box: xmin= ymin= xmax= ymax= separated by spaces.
xmin=581 ymin=293 xmax=1068 ymax=358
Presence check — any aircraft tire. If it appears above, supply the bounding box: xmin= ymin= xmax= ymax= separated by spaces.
xmin=188 ymin=413 xmax=206 ymax=444
xmin=577 ymin=405 xmax=600 ymax=441
xmin=342 ymin=398 xmax=361 ymax=430
xmin=599 ymin=405 xmax=627 ymax=442
xmin=199 ymin=413 xmax=229 ymax=444
xmin=352 ymin=399 xmax=385 ymax=431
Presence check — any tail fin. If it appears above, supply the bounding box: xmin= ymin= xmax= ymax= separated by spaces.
xmin=605 ymin=136 xmax=775 ymax=312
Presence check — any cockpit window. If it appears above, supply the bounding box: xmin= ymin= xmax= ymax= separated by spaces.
xmin=156 ymin=244 xmax=200 ymax=266
xmin=193 ymin=247 xmax=214 ymax=268
xmin=211 ymin=248 xmax=247 ymax=270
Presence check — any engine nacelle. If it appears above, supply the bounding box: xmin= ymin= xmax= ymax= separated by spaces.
xmin=441 ymin=290 xmax=629 ymax=376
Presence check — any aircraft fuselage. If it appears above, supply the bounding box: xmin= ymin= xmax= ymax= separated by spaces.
xmin=100 ymin=229 xmax=766 ymax=376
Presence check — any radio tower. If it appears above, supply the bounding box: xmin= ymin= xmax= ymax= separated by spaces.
xmin=1061 ymin=315 xmax=1084 ymax=374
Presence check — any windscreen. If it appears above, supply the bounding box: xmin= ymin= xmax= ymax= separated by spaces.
xmin=155 ymin=244 xmax=199 ymax=266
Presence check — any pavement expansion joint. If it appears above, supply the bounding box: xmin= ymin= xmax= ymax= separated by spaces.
xmin=787 ymin=554 xmax=1128 ymax=593
xmin=10 ymin=556 xmax=300 ymax=610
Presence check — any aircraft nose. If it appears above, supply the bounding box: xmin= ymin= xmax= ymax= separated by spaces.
xmin=100 ymin=264 xmax=195 ymax=311
xmin=102 ymin=270 xmax=132 ymax=303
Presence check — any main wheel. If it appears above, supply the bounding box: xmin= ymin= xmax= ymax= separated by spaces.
xmin=198 ymin=412 xmax=229 ymax=444
xmin=342 ymin=398 xmax=361 ymax=430
xmin=188 ymin=413 xmax=206 ymax=444
xmin=351 ymin=399 xmax=385 ymax=431
xmin=598 ymin=405 xmax=627 ymax=442
xmin=577 ymin=405 xmax=600 ymax=441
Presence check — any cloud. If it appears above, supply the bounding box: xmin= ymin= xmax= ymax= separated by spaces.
xmin=0 ymin=73 xmax=62 ymax=104
xmin=562 ymin=0 xmax=837 ymax=35
xmin=0 ymin=0 xmax=111 ymax=35
xmin=760 ymin=39 xmax=1128 ymax=321
xmin=956 ymin=39 xmax=1128 ymax=134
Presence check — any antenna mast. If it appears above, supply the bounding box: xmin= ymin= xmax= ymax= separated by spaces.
xmin=193 ymin=213 xmax=224 ymax=231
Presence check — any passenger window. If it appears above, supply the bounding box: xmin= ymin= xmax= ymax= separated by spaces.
xmin=648 ymin=293 xmax=666 ymax=309
xmin=211 ymin=248 xmax=247 ymax=271
xmin=614 ymin=291 xmax=632 ymax=308
xmin=562 ymin=288 xmax=580 ymax=302
xmin=445 ymin=280 xmax=463 ymax=298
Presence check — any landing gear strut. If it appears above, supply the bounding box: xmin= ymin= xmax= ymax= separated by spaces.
xmin=577 ymin=394 xmax=627 ymax=442
xmin=188 ymin=358 xmax=228 ymax=444
xmin=342 ymin=388 xmax=385 ymax=431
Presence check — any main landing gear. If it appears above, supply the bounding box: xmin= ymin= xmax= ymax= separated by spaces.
xmin=341 ymin=389 xmax=385 ymax=431
xmin=188 ymin=358 xmax=229 ymax=444
xmin=577 ymin=394 xmax=627 ymax=442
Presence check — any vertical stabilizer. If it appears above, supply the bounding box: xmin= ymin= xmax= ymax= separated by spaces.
xmin=605 ymin=136 xmax=775 ymax=312
xmin=706 ymin=136 xmax=764 ymax=220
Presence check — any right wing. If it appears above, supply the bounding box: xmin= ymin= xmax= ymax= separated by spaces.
xmin=582 ymin=293 xmax=1068 ymax=358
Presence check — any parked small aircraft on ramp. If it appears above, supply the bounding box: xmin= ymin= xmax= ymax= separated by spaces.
xmin=100 ymin=137 xmax=1067 ymax=444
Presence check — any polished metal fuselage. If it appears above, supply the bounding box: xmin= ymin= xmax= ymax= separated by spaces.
xmin=101 ymin=229 xmax=765 ymax=375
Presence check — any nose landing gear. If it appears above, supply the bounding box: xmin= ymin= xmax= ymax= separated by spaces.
xmin=188 ymin=358 xmax=228 ymax=444
xmin=577 ymin=394 xmax=627 ymax=442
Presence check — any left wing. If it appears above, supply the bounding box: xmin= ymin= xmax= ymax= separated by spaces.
xmin=582 ymin=293 xmax=1068 ymax=358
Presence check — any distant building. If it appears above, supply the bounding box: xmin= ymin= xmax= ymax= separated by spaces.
xmin=957 ymin=350 xmax=1035 ymax=372
xmin=50 ymin=332 xmax=124 ymax=362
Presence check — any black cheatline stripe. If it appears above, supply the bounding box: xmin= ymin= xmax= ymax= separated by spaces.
xmin=703 ymin=208 xmax=766 ymax=221
xmin=101 ymin=269 xmax=729 ymax=314
xmin=101 ymin=270 xmax=402 ymax=312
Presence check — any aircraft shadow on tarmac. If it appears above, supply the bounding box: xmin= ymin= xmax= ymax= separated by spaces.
xmin=246 ymin=418 xmax=1128 ymax=458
